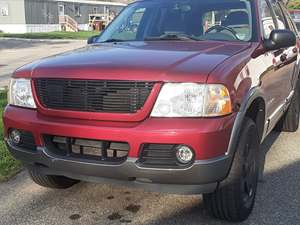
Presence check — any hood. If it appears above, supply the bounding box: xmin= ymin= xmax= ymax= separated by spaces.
xmin=15 ymin=41 xmax=251 ymax=83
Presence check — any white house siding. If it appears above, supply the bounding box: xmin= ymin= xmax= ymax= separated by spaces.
xmin=25 ymin=24 xmax=61 ymax=32
xmin=0 ymin=0 xmax=26 ymax=33
xmin=0 ymin=24 xmax=27 ymax=33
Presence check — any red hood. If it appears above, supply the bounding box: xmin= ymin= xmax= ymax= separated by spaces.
xmin=15 ymin=41 xmax=251 ymax=83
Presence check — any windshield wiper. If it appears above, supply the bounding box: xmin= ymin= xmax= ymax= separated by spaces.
xmin=100 ymin=39 xmax=127 ymax=43
xmin=144 ymin=33 xmax=201 ymax=41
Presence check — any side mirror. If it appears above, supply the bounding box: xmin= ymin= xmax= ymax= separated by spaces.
xmin=264 ymin=29 xmax=296 ymax=51
xmin=87 ymin=35 xmax=99 ymax=44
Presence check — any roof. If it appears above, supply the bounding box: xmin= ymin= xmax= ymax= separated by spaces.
xmin=53 ymin=0 xmax=127 ymax=6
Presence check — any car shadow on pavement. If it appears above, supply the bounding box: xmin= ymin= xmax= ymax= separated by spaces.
xmin=144 ymin=162 xmax=300 ymax=225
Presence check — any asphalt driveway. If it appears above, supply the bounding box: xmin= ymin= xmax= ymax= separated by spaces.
xmin=0 ymin=38 xmax=85 ymax=87
xmin=0 ymin=38 xmax=299 ymax=225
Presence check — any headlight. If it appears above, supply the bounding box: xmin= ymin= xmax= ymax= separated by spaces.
xmin=151 ymin=83 xmax=232 ymax=117
xmin=8 ymin=78 xmax=36 ymax=109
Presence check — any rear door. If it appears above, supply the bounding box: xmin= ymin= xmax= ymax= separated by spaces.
xmin=278 ymin=2 xmax=300 ymax=89
xmin=269 ymin=0 xmax=297 ymax=98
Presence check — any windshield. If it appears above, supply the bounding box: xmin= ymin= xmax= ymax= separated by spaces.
xmin=97 ymin=0 xmax=255 ymax=43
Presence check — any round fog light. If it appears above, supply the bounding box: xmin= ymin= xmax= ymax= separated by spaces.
xmin=9 ymin=129 xmax=21 ymax=145
xmin=176 ymin=145 xmax=194 ymax=164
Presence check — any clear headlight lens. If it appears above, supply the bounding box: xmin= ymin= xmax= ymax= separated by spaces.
xmin=8 ymin=78 xmax=36 ymax=109
xmin=151 ymin=83 xmax=232 ymax=117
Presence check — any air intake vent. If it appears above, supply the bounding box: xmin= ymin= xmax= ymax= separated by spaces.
xmin=35 ymin=79 xmax=154 ymax=113
xmin=44 ymin=135 xmax=130 ymax=164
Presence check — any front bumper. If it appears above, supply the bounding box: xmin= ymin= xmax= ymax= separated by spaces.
xmin=3 ymin=106 xmax=235 ymax=194
xmin=7 ymin=142 xmax=231 ymax=194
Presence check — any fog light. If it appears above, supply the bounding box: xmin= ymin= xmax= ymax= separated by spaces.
xmin=176 ymin=145 xmax=194 ymax=164
xmin=9 ymin=129 xmax=21 ymax=145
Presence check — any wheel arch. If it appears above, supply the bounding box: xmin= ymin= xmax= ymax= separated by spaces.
xmin=227 ymin=87 xmax=266 ymax=157
xmin=245 ymin=97 xmax=266 ymax=141
xmin=223 ymin=87 xmax=267 ymax=183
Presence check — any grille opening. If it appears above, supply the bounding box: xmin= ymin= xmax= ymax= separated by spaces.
xmin=44 ymin=135 xmax=129 ymax=164
xmin=35 ymin=79 xmax=155 ymax=113
xmin=139 ymin=144 xmax=194 ymax=168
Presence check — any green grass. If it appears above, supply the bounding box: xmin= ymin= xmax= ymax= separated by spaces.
xmin=0 ymin=31 xmax=99 ymax=40
xmin=0 ymin=92 xmax=22 ymax=182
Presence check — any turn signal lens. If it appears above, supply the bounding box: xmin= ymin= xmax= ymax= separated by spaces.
xmin=204 ymin=85 xmax=232 ymax=117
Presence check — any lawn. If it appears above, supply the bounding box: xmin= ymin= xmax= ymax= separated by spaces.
xmin=0 ymin=31 xmax=99 ymax=40
xmin=0 ymin=92 xmax=22 ymax=182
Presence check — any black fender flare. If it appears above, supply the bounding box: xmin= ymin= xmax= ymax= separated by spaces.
xmin=227 ymin=87 xmax=266 ymax=156
xmin=222 ymin=87 xmax=266 ymax=178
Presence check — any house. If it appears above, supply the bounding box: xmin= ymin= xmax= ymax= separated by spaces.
xmin=0 ymin=0 xmax=126 ymax=33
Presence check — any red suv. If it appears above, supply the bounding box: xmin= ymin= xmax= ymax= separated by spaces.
xmin=3 ymin=0 xmax=300 ymax=222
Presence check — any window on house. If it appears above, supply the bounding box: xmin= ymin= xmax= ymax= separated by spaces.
xmin=75 ymin=5 xmax=81 ymax=17
xmin=0 ymin=3 xmax=9 ymax=16
xmin=93 ymin=7 xmax=98 ymax=14
xmin=58 ymin=5 xmax=64 ymax=16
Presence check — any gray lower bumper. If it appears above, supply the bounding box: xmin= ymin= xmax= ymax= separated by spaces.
xmin=7 ymin=142 xmax=232 ymax=195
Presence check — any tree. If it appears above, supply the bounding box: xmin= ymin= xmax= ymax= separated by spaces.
xmin=288 ymin=0 xmax=300 ymax=9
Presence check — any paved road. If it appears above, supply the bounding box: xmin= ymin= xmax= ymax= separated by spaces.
xmin=0 ymin=38 xmax=299 ymax=225
xmin=0 ymin=129 xmax=299 ymax=225
xmin=0 ymin=38 xmax=86 ymax=87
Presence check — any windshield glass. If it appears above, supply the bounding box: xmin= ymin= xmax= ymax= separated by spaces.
xmin=97 ymin=0 xmax=255 ymax=43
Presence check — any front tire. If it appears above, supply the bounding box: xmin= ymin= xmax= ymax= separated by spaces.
xmin=28 ymin=167 xmax=79 ymax=189
xmin=203 ymin=117 xmax=260 ymax=222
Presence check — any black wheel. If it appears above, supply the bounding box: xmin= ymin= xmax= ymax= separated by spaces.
xmin=203 ymin=117 xmax=260 ymax=222
xmin=28 ymin=167 xmax=79 ymax=189
xmin=276 ymin=86 xmax=299 ymax=132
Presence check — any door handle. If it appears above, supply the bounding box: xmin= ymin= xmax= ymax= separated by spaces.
xmin=280 ymin=54 xmax=287 ymax=62
xmin=293 ymin=47 xmax=298 ymax=54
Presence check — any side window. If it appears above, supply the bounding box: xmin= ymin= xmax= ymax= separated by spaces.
xmin=287 ymin=15 xmax=298 ymax=33
xmin=110 ymin=8 xmax=146 ymax=40
xmin=270 ymin=1 xmax=287 ymax=29
xmin=260 ymin=0 xmax=276 ymax=39
xmin=279 ymin=3 xmax=298 ymax=33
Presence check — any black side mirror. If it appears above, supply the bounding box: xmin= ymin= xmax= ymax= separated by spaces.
xmin=264 ymin=29 xmax=296 ymax=51
xmin=87 ymin=35 xmax=99 ymax=44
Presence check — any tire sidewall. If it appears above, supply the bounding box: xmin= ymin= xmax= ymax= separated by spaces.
xmin=222 ymin=118 xmax=260 ymax=219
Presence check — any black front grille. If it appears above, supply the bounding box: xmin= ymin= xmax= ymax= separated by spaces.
xmin=35 ymin=79 xmax=155 ymax=113
xmin=139 ymin=144 xmax=192 ymax=168
xmin=44 ymin=135 xmax=130 ymax=164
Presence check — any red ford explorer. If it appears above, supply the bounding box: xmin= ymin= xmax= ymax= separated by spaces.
xmin=3 ymin=0 xmax=300 ymax=222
